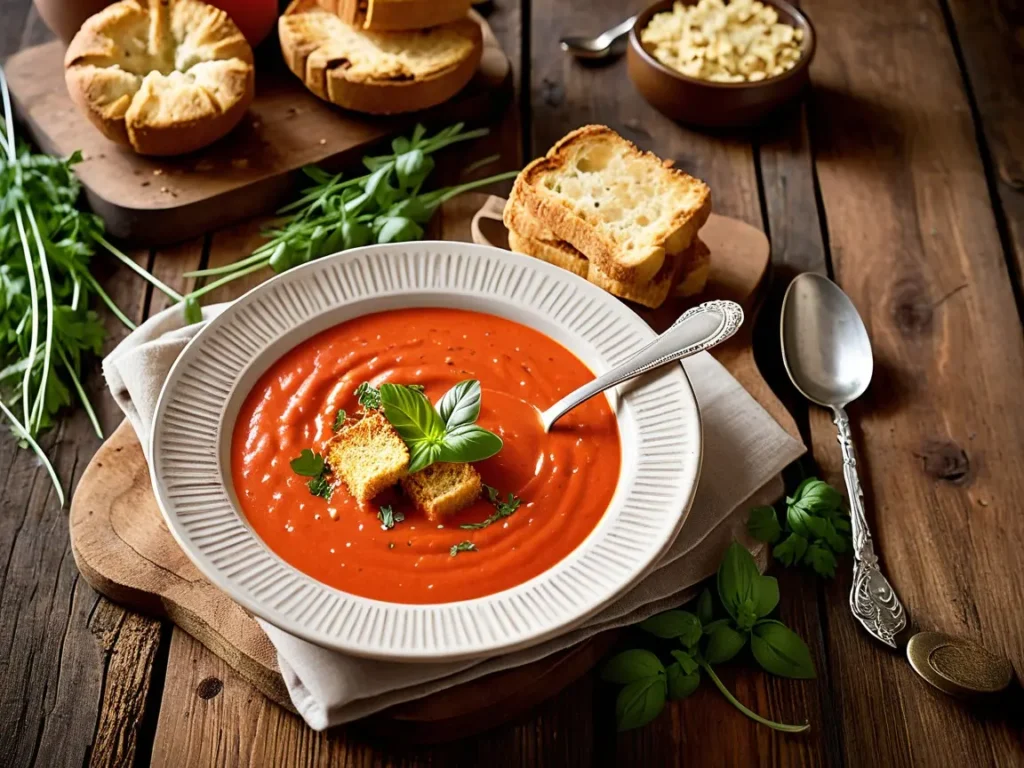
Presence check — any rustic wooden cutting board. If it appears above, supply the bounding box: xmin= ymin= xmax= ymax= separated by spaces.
xmin=69 ymin=214 xmax=798 ymax=741
xmin=4 ymin=12 xmax=511 ymax=246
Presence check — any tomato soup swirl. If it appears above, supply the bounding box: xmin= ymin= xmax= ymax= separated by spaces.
xmin=231 ymin=308 xmax=621 ymax=604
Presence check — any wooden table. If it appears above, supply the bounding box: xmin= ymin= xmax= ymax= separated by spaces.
xmin=2 ymin=1 xmax=1023 ymax=765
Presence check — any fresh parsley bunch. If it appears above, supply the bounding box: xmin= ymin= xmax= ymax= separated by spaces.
xmin=747 ymin=478 xmax=851 ymax=578
xmin=180 ymin=123 xmax=520 ymax=322
xmin=379 ymin=380 xmax=502 ymax=473
xmin=601 ymin=542 xmax=814 ymax=733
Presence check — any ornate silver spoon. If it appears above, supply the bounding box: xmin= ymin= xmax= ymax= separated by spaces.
xmin=780 ymin=272 xmax=907 ymax=647
xmin=540 ymin=300 xmax=743 ymax=431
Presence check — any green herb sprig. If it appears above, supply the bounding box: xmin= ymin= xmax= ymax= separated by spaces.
xmin=289 ymin=448 xmax=333 ymax=501
xmin=332 ymin=409 xmax=347 ymax=432
xmin=747 ymin=478 xmax=850 ymax=578
xmin=380 ymin=379 xmax=502 ymax=473
xmin=601 ymin=541 xmax=814 ymax=732
xmin=377 ymin=505 xmax=404 ymax=530
xmin=180 ymin=123 xmax=519 ymax=314
xmin=450 ymin=541 xmax=476 ymax=557
xmin=461 ymin=484 xmax=521 ymax=530
xmin=354 ymin=381 xmax=382 ymax=410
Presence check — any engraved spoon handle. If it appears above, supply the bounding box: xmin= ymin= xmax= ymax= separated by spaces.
xmin=834 ymin=406 xmax=908 ymax=647
xmin=540 ymin=300 xmax=743 ymax=431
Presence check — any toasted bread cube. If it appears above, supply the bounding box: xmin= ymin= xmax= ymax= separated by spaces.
xmin=400 ymin=462 xmax=481 ymax=522
xmin=326 ymin=413 xmax=409 ymax=504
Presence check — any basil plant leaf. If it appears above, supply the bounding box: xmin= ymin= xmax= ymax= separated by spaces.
xmin=751 ymin=620 xmax=816 ymax=679
xmin=436 ymin=379 xmax=482 ymax=430
xmin=789 ymin=478 xmax=843 ymax=515
xmin=341 ymin=219 xmax=372 ymax=249
xmin=380 ymin=383 xmax=445 ymax=445
xmin=666 ymin=662 xmax=701 ymax=701
xmin=717 ymin=540 xmax=762 ymax=622
xmin=755 ymin=575 xmax=780 ymax=618
xmin=601 ymin=649 xmax=665 ymax=684
xmin=747 ymin=505 xmax=782 ymax=543
xmin=407 ymin=442 xmax=443 ymax=474
xmin=772 ymin=532 xmax=808 ymax=566
xmin=437 ymin=424 xmax=503 ymax=463
xmin=696 ymin=588 xmax=714 ymax=625
xmin=289 ymin=449 xmax=324 ymax=477
xmin=703 ymin=622 xmax=748 ymax=664
xmin=395 ymin=148 xmax=435 ymax=190
xmin=670 ymin=649 xmax=699 ymax=676
xmin=640 ymin=610 xmax=703 ymax=648
xmin=376 ymin=216 xmax=424 ymax=244
xmin=804 ymin=542 xmax=838 ymax=578
xmin=615 ymin=677 xmax=667 ymax=732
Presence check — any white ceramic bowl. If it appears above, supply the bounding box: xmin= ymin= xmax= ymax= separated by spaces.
xmin=150 ymin=243 xmax=702 ymax=662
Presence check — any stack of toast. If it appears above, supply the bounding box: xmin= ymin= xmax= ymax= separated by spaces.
xmin=278 ymin=0 xmax=482 ymax=114
xmin=504 ymin=126 xmax=713 ymax=308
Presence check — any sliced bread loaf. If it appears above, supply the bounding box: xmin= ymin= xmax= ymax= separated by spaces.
xmin=318 ymin=0 xmax=472 ymax=31
xmin=511 ymin=125 xmax=711 ymax=284
xmin=279 ymin=0 xmax=482 ymax=114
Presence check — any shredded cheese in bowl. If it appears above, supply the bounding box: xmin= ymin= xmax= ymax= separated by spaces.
xmin=640 ymin=0 xmax=805 ymax=83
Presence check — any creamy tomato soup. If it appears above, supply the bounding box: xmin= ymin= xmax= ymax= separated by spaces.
xmin=231 ymin=307 xmax=621 ymax=604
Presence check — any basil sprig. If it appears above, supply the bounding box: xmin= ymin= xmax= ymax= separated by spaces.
xmin=289 ymin=449 xmax=332 ymax=500
xmin=380 ymin=380 xmax=502 ymax=473
xmin=747 ymin=477 xmax=851 ymax=578
xmin=601 ymin=540 xmax=815 ymax=733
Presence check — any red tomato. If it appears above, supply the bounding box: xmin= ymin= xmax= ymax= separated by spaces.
xmin=208 ymin=0 xmax=279 ymax=47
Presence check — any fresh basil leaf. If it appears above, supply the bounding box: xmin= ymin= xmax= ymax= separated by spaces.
xmin=391 ymin=136 xmax=411 ymax=155
xmin=735 ymin=598 xmax=759 ymax=631
xmin=785 ymin=477 xmax=816 ymax=506
xmin=376 ymin=216 xmax=423 ymax=244
xmin=600 ymin=649 xmax=665 ymax=684
xmin=395 ymin=148 xmax=435 ymax=190
xmin=436 ymin=379 xmax=482 ymax=430
xmin=717 ymin=541 xmax=761 ymax=622
xmin=436 ymin=424 xmax=503 ymax=464
xmin=804 ymin=542 xmax=838 ymax=578
xmin=754 ymin=575 xmax=779 ymax=618
xmin=703 ymin=623 xmax=748 ymax=664
xmin=380 ymin=196 xmax=433 ymax=225
xmin=772 ymin=533 xmax=808 ymax=566
xmin=786 ymin=504 xmax=815 ymax=537
xmin=290 ymin=449 xmax=324 ymax=477
xmin=341 ymin=219 xmax=371 ymax=249
xmin=615 ymin=677 xmax=667 ymax=731
xmin=747 ymin=505 xmax=781 ymax=543
xmin=407 ymin=441 xmax=443 ymax=474
xmin=822 ymin=519 xmax=849 ymax=553
xmin=696 ymin=588 xmax=714 ymax=625
xmin=666 ymin=662 xmax=701 ymax=701
xmin=380 ymin=383 xmax=446 ymax=444
xmin=670 ymin=649 xmax=699 ymax=676
xmin=788 ymin=478 xmax=843 ymax=516
xmin=640 ymin=610 xmax=702 ymax=647
xmin=751 ymin=620 xmax=816 ymax=679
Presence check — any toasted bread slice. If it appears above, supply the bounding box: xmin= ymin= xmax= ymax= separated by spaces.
xmin=279 ymin=0 xmax=482 ymax=115
xmin=400 ymin=462 xmax=481 ymax=521
xmin=673 ymin=237 xmax=711 ymax=297
xmin=588 ymin=249 xmax=682 ymax=308
xmin=507 ymin=229 xmax=590 ymax=277
xmin=326 ymin=412 xmax=409 ymax=503
xmin=318 ymin=0 xmax=472 ymax=31
xmin=511 ymin=125 xmax=711 ymax=284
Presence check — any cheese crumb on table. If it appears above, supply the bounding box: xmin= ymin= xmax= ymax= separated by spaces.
xmin=641 ymin=0 xmax=804 ymax=83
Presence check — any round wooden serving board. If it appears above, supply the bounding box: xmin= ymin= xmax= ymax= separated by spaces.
xmin=69 ymin=215 xmax=796 ymax=741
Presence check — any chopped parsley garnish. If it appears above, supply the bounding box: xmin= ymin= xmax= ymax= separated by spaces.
xmin=461 ymin=485 xmax=522 ymax=530
xmin=355 ymin=381 xmax=382 ymax=410
xmin=450 ymin=541 xmax=477 ymax=557
xmin=290 ymin=449 xmax=332 ymax=501
xmin=377 ymin=505 xmax=405 ymax=530
xmin=408 ymin=384 xmax=426 ymax=393
xmin=332 ymin=409 xmax=347 ymax=432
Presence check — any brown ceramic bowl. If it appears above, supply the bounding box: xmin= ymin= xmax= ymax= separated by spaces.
xmin=627 ymin=0 xmax=816 ymax=128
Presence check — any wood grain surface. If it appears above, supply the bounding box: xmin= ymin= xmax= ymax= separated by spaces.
xmin=2 ymin=0 xmax=1024 ymax=765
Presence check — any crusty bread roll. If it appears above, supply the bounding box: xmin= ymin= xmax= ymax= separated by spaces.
xmin=64 ymin=0 xmax=254 ymax=156
xmin=279 ymin=0 xmax=482 ymax=115
xmin=317 ymin=0 xmax=473 ymax=32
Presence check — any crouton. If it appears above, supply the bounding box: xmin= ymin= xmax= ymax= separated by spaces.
xmin=400 ymin=462 xmax=482 ymax=521
xmin=326 ymin=412 xmax=409 ymax=504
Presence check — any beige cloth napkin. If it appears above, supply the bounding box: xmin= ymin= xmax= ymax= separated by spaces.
xmin=103 ymin=302 xmax=805 ymax=730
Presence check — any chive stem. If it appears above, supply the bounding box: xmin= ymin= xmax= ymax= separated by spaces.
xmin=700 ymin=662 xmax=810 ymax=733
xmin=26 ymin=206 xmax=56 ymax=433
xmin=57 ymin=346 xmax=102 ymax=439
xmin=95 ymin=234 xmax=184 ymax=302
xmin=0 ymin=399 xmax=65 ymax=506
xmin=82 ymin=272 xmax=137 ymax=330
xmin=13 ymin=208 xmax=39 ymax=428
xmin=187 ymin=258 xmax=269 ymax=300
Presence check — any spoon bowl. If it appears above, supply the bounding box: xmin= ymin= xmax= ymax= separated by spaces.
xmin=560 ymin=16 xmax=637 ymax=60
xmin=781 ymin=272 xmax=873 ymax=407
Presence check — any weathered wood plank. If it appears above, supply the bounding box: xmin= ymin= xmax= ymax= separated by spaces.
xmin=802 ymin=0 xmax=1024 ymax=764
xmin=942 ymin=0 xmax=1024 ymax=294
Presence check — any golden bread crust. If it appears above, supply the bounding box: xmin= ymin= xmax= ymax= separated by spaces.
xmin=318 ymin=0 xmax=473 ymax=31
xmin=326 ymin=412 xmax=410 ymax=504
xmin=400 ymin=462 xmax=481 ymax=521
xmin=64 ymin=0 xmax=254 ymax=156
xmin=511 ymin=125 xmax=711 ymax=284
xmin=507 ymin=230 xmax=590 ymax=277
xmin=279 ymin=0 xmax=482 ymax=114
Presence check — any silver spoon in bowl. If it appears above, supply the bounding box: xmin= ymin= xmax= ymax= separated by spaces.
xmin=559 ymin=16 xmax=637 ymax=60
xmin=540 ymin=300 xmax=743 ymax=432
xmin=780 ymin=272 xmax=907 ymax=647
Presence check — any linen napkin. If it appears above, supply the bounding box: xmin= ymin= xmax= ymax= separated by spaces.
xmin=103 ymin=302 xmax=805 ymax=730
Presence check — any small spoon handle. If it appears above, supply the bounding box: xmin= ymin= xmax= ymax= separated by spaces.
xmin=834 ymin=406 xmax=908 ymax=647
xmin=540 ymin=300 xmax=743 ymax=431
